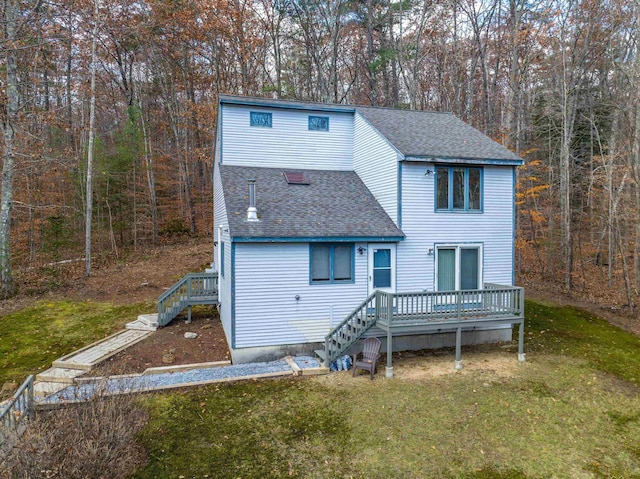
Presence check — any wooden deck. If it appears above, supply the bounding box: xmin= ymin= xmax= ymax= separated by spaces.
xmin=323 ymin=284 xmax=525 ymax=374
xmin=157 ymin=272 xmax=219 ymax=326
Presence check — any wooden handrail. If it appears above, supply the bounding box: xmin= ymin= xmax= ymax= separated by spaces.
xmin=157 ymin=273 xmax=219 ymax=326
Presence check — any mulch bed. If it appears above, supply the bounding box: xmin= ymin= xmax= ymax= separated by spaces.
xmin=91 ymin=307 xmax=230 ymax=377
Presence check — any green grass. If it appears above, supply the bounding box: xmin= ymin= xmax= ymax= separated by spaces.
xmin=0 ymin=300 xmax=150 ymax=384
xmin=132 ymin=299 xmax=640 ymax=479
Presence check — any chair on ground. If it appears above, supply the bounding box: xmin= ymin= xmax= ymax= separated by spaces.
xmin=352 ymin=337 xmax=382 ymax=380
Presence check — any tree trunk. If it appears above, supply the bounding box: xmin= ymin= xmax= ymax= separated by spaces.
xmin=85 ymin=0 xmax=99 ymax=277
xmin=0 ymin=0 xmax=20 ymax=298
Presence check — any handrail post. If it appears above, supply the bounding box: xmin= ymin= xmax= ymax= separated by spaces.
xmin=456 ymin=290 xmax=462 ymax=321
xmin=387 ymin=291 xmax=394 ymax=326
xmin=375 ymin=291 xmax=380 ymax=322
xmin=324 ymin=339 xmax=330 ymax=368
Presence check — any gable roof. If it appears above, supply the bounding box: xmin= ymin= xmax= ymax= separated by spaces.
xmin=219 ymin=94 xmax=355 ymax=114
xmin=218 ymin=94 xmax=523 ymax=165
xmin=355 ymin=106 xmax=523 ymax=164
xmin=219 ymin=165 xmax=404 ymax=242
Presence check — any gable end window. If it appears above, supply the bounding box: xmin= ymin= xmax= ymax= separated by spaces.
xmin=250 ymin=111 xmax=272 ymax=128
xmin=310 ymin=244 xmax=354 ymax=283
xmin=436 ymin=166 xmax=482 ymax=212
xmin=308 ymin=115 xmax=329 ymax=131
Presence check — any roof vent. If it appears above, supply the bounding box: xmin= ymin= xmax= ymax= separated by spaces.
xmin=283 ymin=171 xmax=309 ymax=185
xmin=247 ymin=179 xmax=258 ymax=222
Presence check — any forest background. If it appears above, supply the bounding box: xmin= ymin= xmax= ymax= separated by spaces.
xmin=1 ymin=0 xmax=639 ymax=315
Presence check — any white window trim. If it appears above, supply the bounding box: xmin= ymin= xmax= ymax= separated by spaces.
xmin=435 ymin=243 xmax=483 ymax=291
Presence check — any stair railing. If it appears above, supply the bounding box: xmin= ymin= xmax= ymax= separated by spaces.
xmin=323 ymin=291 xmax=382 ymax=366
xmin=157 ymin=273 xmax=218 ymax=326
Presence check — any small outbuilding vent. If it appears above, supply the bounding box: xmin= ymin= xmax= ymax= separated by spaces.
xmin=283 ymin=171 xmax=309 ymax=185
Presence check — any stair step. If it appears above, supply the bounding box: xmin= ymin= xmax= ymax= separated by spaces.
xmin=52 ymin=329 xmax=152 ymax=371
xmin=36 ymin=367 xmax=85 ymax=384
xmin=34 ymin=381 xmax=69 ymax=398
xmin=314 ymin=349 xmax=326 ymax=361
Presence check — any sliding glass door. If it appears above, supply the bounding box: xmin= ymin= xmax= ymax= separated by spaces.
xmin=436 ymin=245 xmax=482 ymax=291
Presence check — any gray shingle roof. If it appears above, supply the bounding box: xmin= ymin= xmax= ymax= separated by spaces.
xmin=219 ymin=165 xmax=404 ymax=240
xmin=219 ymin=94 xmax=354 ymax=113
xmin=355 ymin=106 xmax=522 ymax=162
xmin=218 ymin=95 xmax=522 ymax=163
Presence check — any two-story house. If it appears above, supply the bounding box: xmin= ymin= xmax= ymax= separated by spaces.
xmin=213 ymin=95 xmax=525 ymax=375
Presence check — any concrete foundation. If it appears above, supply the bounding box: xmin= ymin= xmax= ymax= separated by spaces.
xmin=229 ymin=326 xmax=513 ymax=364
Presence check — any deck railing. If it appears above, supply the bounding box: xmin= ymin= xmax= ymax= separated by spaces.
xmin=157 ymin=273 xmax=218 ymax=326
xmin=0 ymin=375 xmax=34 ymax=450
xmin=322 ymin=284 xmax=524 ymax=366
xmin=387 ymin=284 xmax=524 ymax=325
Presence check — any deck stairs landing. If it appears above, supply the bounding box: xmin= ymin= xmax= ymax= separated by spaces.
xmin=315 ymin=291 xmax=381 ymax=366
xmin=156 ymin=272 xmax=219 ymax=326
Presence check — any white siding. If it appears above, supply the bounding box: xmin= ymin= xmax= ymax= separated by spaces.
xmin=213 ymin=163 xmax=232 ymax=345
xmin=397 ymin=163 xmax=515 ymax=292
xmin=353 ymin=113 xmax=399 ymax=224
xmin=221 ymin=104 xmax=353 ymax=170
xmin=234 ymin=243 xmax=368 ymax=348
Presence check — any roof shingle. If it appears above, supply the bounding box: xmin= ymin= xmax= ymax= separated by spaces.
xmin=219 ymin=165 xmax=404 ymax=240
xmin=355 ymin=106 xmax=522 ymax=162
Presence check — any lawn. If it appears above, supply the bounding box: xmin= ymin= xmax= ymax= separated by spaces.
xmin=0 ymin=300 xmax=150 ymax=385
xmin=132 ymin=300 xmax=640 ymax=479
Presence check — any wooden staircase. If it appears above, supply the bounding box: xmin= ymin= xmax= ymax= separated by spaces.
xmin=157 ymin=272 xmax=219 ymax=326
xmin=316 ymin=291 xmax=386 ymax=367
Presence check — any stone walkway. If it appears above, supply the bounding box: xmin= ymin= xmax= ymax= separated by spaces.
xmin=38 ymin=356 xmax=326 ymax=405
xmin=27 ymin=314 xmax=328 ymax=406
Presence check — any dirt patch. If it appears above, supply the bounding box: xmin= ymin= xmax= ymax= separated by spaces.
xmin=91 ymin=308 xmax=230 ymax=376
xmin=394 ymin=351 xmax=522 ymax=381
xmin=2 ymin=238 xmax=214 ymax=316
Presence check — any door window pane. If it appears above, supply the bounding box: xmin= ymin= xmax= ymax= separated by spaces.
xmin=373 ymin=249 xmax=390 ymax=268
xmin=373 ymin=269 xmax=391 ymax=288
xmin=468 ymin=169 xmax=481 ymax=210
xmin=460 ymin=248 xmax=479 ymax=289
xmin=333 ymin=245 xmax=352 ymax=281
xmin=311 ymin=245 xmax=330 ymax=281
xmin=437 ymin=248 xmax=456 ymax=291
xmin=373 ymin=249 xmax=392 ymax=288
xmin=436 ymin=168 xmax=449 ymax=209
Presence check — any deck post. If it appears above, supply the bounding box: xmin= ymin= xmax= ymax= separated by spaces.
xmin=386 ymin=292 xmax=394 ymax=378
xmin=518 ymin=320 xmax=526 ymax=362
xmin=386 ymin=329 xmax=393 ymax=378
xmin=187 ymin=305 xmax=192 ymax=324
xmin=455 ymin=326 xmax=462 ymax=370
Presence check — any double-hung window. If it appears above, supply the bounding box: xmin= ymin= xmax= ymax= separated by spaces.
xmin=436 ymin=166 xmax=482 ymax=212
xmin=310 ymin=244 xmax=354 ymax=283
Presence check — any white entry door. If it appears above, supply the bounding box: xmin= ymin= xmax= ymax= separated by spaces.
xmin=368 ymin=244 xmax=396 ymax=295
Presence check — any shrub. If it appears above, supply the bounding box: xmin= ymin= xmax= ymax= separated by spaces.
xmin=1 ymin=393 xmax=148 ymax=479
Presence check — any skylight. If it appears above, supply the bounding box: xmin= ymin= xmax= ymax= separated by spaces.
xmin=283 ymin=171 xmax=309 ymax=185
